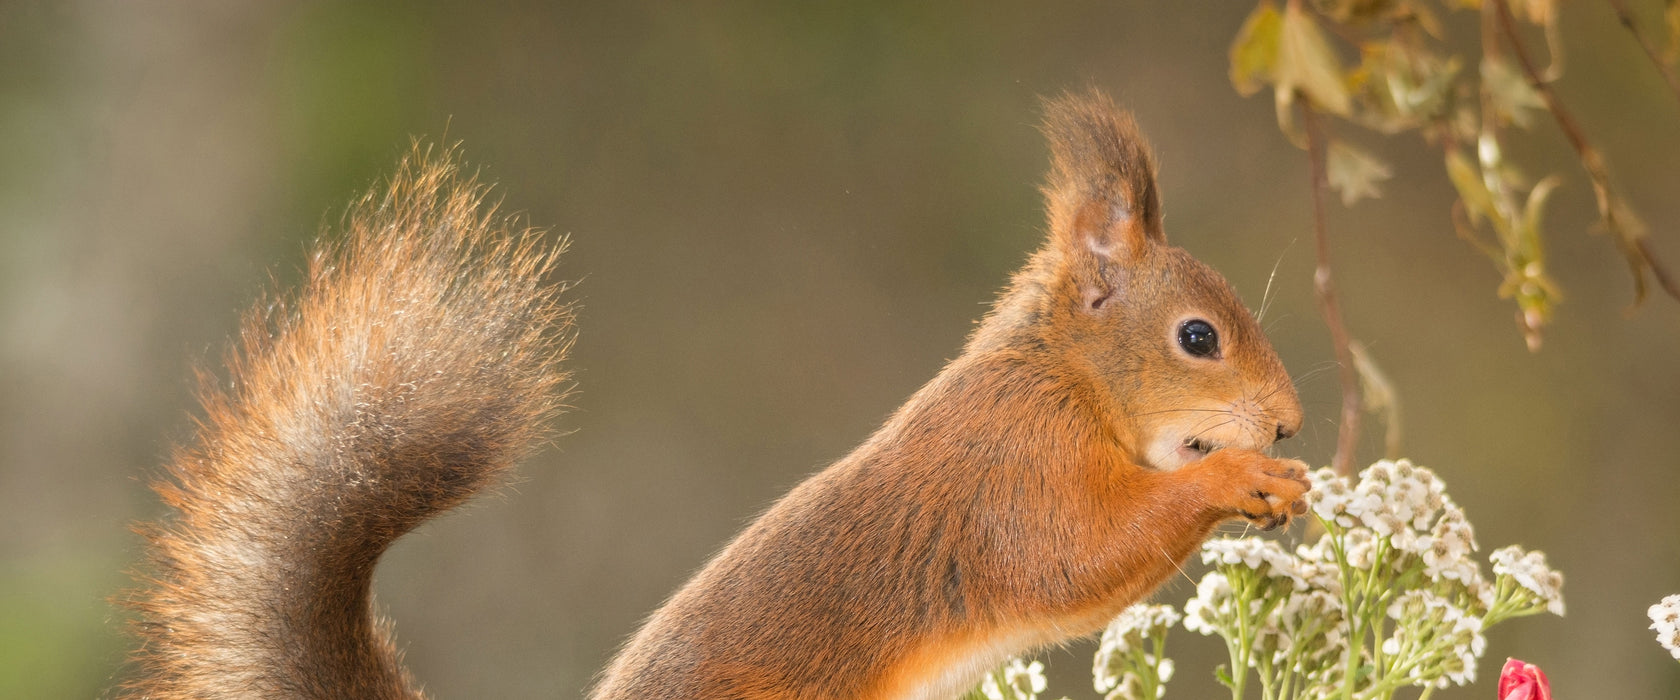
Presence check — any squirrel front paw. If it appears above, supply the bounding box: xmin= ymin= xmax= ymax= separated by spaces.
xmin=1189 ymin=450 xmax=1311 ymax=531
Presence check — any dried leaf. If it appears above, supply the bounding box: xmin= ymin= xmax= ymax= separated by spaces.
xmin=1601 ymin=193 xmax=1652 ymax=305
xmin=1327 ymin=139 xmax=1393 ymax=206
xmin=1406 ymin=1 xmax=1447 ymax=38
xmin=1231 ymin=2 xmax=1283 ymax=97
xmin=1514 ymin=0 xmax=1566 ymax=80
xmin=1349 ymin=341 xmax=1401 ymax=459
xmin=1511 ymin=0 xmax=1558 ymax=27
xmin=1313 ymin=0 xmax=1394 ymax=24
xmin=1666 ymin=0 xmax=1680 ymax=65
xmin=1481 ymin=56 xmax=1546 ymax=128
xmin=1277 ymin=3 xmax=1352 ymax=115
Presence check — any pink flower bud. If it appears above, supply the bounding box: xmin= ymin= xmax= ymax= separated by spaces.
xmin=1497 ymin=658 xmax=1551 ymax=700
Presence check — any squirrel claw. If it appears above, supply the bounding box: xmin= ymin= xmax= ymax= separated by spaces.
xmin=1194 ymin=451 xmax=1312 ymax=531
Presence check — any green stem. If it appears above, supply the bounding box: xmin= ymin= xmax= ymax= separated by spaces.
xmin=1324 ymin=531 xmax=1361 ymax=700
xmin=1234 ymin=574 xmax=1253 ymax=700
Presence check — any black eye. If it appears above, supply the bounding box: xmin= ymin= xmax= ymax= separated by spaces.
xmin=1177 ymin=319 xmax=1219 ymax=358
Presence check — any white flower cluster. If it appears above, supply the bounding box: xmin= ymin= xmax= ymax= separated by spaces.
xmin=1382 ymin=590 xmax=1487 ymax=687
xmin=1649 ymin=594 xmax=1680 ymax=661
xmin=971 ymin=459 xmax=1569 ymax=700
xmin=1094 ymin=604 xmax=1180 ymax=700
xmin=1182 ymin=571 xmax=1235 ymax=637
xmin=1309 ymin=461 xmax=1502 ymax=600
xmin=1184 ymin=538 xmax=1345 ymax=697
xmin=1489 ymin=546 xmax=1566 ymax=616
xmin=1178 ymin=460 xmax=1562 ymax=700
xmin=977 ymin=658 xmax=1050 ymax=700
xmin=1308 ymin=460 xmax=1483 ymax=582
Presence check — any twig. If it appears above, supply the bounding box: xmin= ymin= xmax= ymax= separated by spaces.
xmin=1639 ymin=237 xmax=1680 ymax=299
xmin=1301 ymin=102 xmax=1362 ymax=477
xmin=1603 ymin=0 xmax=1680 ymax=108
xmin=1494 ymin=0 xmax=1680 ymax=303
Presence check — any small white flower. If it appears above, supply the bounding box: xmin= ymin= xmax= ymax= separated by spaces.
xmin=1183 ymin=571 xmax=1234 ymax=636
xmin=1307 ymin=468 xmax=1354 ymax=524
xmin=1490 ymin=545 xmax=1566 ymax=616
xmin=1111 ymin=674 xmax=1143 ymax=700
xmin=1382 ymin=636 xmax=1402 ymax=656
xmin=1008 ymin=658 xmax=1047 ymax=695
xmin=979 ymin=657 xmax=1048 ymax=700
xmin=1342 ymin=527 xmax=1378 ymax=569
xmin=1200 ymin=537 xmax=1296 ymax=579
xmin=1094 ymin=604 xmax=1178 ymax=699
xmin=1649 ymin=594 xmax=1680 ymax=660
xmin=1361 ymin=459 xmax=1396 ymax=484
xmin=1182 ymin=598 xmax=1216 ymax=636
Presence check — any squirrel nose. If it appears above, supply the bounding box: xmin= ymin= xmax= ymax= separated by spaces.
xmin=1274 ymin=423 xmax=1298 ymax=442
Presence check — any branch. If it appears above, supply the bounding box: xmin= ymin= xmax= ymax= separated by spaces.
xmin=1639 ymin=237 xmax=1680 ymax=299
xmin=1301 ymin=102 xmax=1362 ymax=476
xmin=1494 ymin=0 xmax=1680 ymax=304
xmin=1603 ymin=0 xmax=1680 ymax=108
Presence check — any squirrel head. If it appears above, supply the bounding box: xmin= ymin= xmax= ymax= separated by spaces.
xmin=1019 ymin=90 xmax=1302 ymax=471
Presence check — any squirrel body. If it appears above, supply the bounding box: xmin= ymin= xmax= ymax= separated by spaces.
xmin=122 ymin=90 xmax=1307 ymax=700
xmin=593 ymin=91 xmax=1308 ymax=700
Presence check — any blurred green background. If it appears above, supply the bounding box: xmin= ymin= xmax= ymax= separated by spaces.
xmin=2 ymin=1 xmax=1677 ymax=698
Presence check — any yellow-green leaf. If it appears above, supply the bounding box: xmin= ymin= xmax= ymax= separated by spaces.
xmin=1276 ymin=2 xmax=1352 ymax=115
xmin=1327 ymin=139 xmax=1393 ymax=206
xmin=1445 ymin=149 xmax=1497 ymax=226
xmin=1520 ymin=175 xmax=1563 ymax=254
xmin=1230 ymin=2 xmax=1283 ymax=97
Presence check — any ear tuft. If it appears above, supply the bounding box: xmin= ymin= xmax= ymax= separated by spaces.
xmin=1039 ymin=89 xmax=1164 ymax=263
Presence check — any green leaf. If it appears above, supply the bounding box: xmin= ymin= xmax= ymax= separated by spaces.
xmin=1520 ymin=175 xmax=1563 ymax=255
xmin=1327 ymin=139 xmax=1393 ymax=206
xmin=1444 ymin=149 xmax=1497 ymax=226
xmin=1276 ymin=2 xmax=1352 ymax=115
xmin=1230 ymin=2 xmax=1283 ymax=96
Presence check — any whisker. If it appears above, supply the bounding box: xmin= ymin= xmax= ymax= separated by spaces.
xmin=1158 ymin=543 xmax=1197 ymax=587
xmin=1189 ymin=419 xmax=1236 ymax=442
xmin=1255 ymin=241 xmax=1295 ymax=323
xmin=1131 ymin=407 xmax=1233 ymax=417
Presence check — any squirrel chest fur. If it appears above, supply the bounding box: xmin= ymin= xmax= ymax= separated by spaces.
xmin=122 ymin=90 xmax=1309 ymax=700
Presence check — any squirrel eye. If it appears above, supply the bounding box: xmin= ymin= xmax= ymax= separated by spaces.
xmin=1177 ymin=319 xmax=1220 ymax=358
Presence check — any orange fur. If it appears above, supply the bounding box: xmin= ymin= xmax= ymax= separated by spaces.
xmin=120 ymin=89 xmax=1306 ymax=700
xmin=119 ymin=147 xmax=575 ymax=699
xmin=591 ymin=90 xmax=1308 ymax=699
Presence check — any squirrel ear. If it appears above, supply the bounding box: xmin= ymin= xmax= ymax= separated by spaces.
xmin=1039 ymin=90 xmax=1164 ymax=295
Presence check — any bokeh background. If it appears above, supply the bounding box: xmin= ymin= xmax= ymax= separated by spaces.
xmin=3 ymin=1 xmax=1678 ymax=698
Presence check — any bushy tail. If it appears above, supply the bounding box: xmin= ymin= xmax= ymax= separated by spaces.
xmin=121 ymin=147 xmax=574 ymax=699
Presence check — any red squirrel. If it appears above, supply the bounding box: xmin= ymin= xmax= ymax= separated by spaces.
xmin=121 ymin=90 xmax=1308 ymax=700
